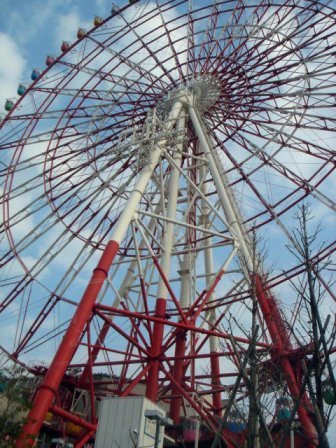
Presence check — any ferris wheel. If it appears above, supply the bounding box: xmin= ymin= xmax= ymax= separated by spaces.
xmin=1 ymin=1 xmax=336 ymax=447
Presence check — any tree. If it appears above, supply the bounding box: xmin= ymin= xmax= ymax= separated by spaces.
xmin=0 ymin=365 xmax=32 ymax=447
xmin=286 ymin=203 xmax=336 ymax=447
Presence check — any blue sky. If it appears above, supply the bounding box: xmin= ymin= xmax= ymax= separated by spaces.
xmin=1 ymin=0 xmax=335 ymax=361
xmin=0 ymin=0 xmax=119 ymax=108
xmin=0 ymin=0 xmax=335 ymax=441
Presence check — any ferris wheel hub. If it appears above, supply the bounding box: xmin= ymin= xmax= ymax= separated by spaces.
xmin=190 ymin=76 xmax=222 ymax=112
xmin=159 ymin=76 xmax=222 ymax=115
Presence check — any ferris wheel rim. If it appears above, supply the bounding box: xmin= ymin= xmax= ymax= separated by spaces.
xmin=0 ymin=0 xmax=335 ymax=307
xmin=0 ymin=6 xmax=335 ymax=435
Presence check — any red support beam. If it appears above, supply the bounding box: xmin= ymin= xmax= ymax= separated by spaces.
xmin=74 ymin=430 xmax=95 ymax=448
xmin=146 ymin=298 xmax=166 ymax=401
xmin=120 ymin=364 xmax=151 ymax=397
xmin=94 ymin=308 xmax=150 ymax=355
xmin=169 ymin=330 xmax=187 ymax=423
xmin=96 ymin=303 xmax=270 ymax=348
xmin=80 ymin=320 xmax=110 ymax=385
xmin=16 ymin=240 xmax=119 ymax=448
xmin=210 ymin=352 xmax=222 ymax=417
xmin=50 ymin=405 xmax=96 ymax=431
xmin=254 ymin=274 xmax=318 ymax=447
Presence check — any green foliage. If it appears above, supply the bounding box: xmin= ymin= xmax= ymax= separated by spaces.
xmin=0 ymin=365 xmax=31 ymax=447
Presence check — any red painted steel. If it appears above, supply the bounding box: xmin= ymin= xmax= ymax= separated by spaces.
xmin=254 ymin=275 xmax=318 ymax=447
xmin=79 ymin=320 xmax=110 ymax=385
xmin=96 ymin=302 xmax=270 ymax=348
xmin=169 ymin=330 xmax=187 ymax=422
xmin=74 ymin=430 xmax=95 ymax=448
xmin=50 ymin=405 xmax=96 ymax=431
xmin=146 ymin=298 xmax=167 ymax=401
xmin=16 ymin=240 xmax=119 ymax=447
xmin=120 ymin=365 xmax=151 ymax=397
xmin=0 ymin=2 xmax=333 ymax=447
xmin=210 ymin=352 xmax=222 ymax=416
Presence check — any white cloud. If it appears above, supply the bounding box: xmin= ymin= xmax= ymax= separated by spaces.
xmin=0 ymin=32 xmax=26 ymax=107
xmin=3 ymin=0 xmax=73 ymax=46
xmin=54 ymin=10 xmax=93 ymax=48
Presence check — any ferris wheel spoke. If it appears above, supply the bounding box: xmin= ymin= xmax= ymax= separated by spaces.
xmin=33 ymin=85 xmax=159 ymax=102
xmin=229 ymin=128 xmax=336 ymax=211
xmin=19 ymin=320 xmax=70 ymax=356
xmin=0 ymin=119 xmax=100 ymax=152
xmin=58 ymin=57 xmax=150 ymax=90
xmin=3 ymin=103 xmax=139 ymax=149
xmin=185 ymin=0 xmax=196 ymax=79
xmin=209 ymin=0 xmax=299 ymax=75
xmin=214 ymin=0 xmax=268 ymax=69
xmin=0 ymin=275 xmax=33 ymax=314
xmin=13 ymin=291 xmax=68 ymax=355
xmin=86 ymin=34 xmax=170 ymax=92
xmin=12 ymin=234 xmax=97 ymax=328
xmin=156 ymin=2 xmax=185 ymax=82
xmin=221 ymin=120 xmax=315 ymax=181
xmin=242 ymin=4 xmax=325 ymax=69
xmin=210 ymin=131 xmax=303 ymax=233
xmin=196 ymin=0 xmax=221 ymax=73
xmin=242 ymin=78 xmax=335 ymax=104
xmin=4 ymin=167 xmax=95 ymax=237
xmin=1 ymin=2 xmax=336 ymax=445
xmin=206 ymin=11 xmax=259 ymax=75
xmin=3 ymin=144 xmax=132 ymax=236
xmin=239 ymin=116 xmax=336 ymax=165
xmin=214 ymin=113 xmax=334 ymax=169
xmin=88 ymin=7 xmax=176 ymax=90
xmin=206 ymin=121 xmax=331 ymax=226
xmin=254 ymin=39 xmax=336 ymax=84
xmin=245 ymin=105 xmax=336 ymax=136
xmin=5 ymin=190 xmax=114 ymax=279
xmin=214 ymin=108 xmax=336 ymax=164
xmin=117 ymin=12 xmax=178 ymax=87
xmin=33 ymin=86 xmax=115 ymax=102
xmin=249 ymin=61 xmax=336 ymax=94
xmin=218 ymin=13 xmax=331 ymax=98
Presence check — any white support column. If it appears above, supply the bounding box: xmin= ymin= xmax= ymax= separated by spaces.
xmin=188 ymin=103 xmax=254 ymax=274
xmin=113 ymin=201 xmax=163 ymax=304
xmin=179 ymin=243 xmax=192 ymax=309
xmin=109 ymin=100 xmax=183 ymax=247
xmin=200 ymin=163 xmax=219 ymax=353
xmin=199 ymin=161 xmax=225 ymax=415
xmin=157 ymin=109 xmax=186 ymax=299
xmin=147 ymin=107 xmax=186 ymax=402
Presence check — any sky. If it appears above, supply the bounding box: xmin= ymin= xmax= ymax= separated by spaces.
xmin=0 ymin=0 xmax=335 ymax=443
xmin=0 ymin=0 xmax=117 ymax=108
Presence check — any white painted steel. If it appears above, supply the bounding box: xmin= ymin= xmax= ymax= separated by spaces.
xmin=138 ymin=209 xmax=234 ymax=240
xmin=109 ymin=100 xmax=183 ymax=245
xmin=195 ymin=417 xmax=200 ymax=448
xmin=188 ymin=103 xmax=254 ymax=274
xmin=108 ymin=205 xmax=162 ymax=304
xmin=157 ymin=110 xmax=185 ymax=299
xmin=163 ymin=149 xmax=233 ymax=230
xmin=200 ymin=163 xmax=219 ymax=353
xmin=179 ymin=244 xmax=193 ymax=309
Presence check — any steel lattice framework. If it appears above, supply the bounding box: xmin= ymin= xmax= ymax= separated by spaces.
xmin=0 ymin=1 xmax=335 ymax=447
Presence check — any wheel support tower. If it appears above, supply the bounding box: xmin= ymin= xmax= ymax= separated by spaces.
xmin=16 ymin=91 xmax=318 ymax=448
